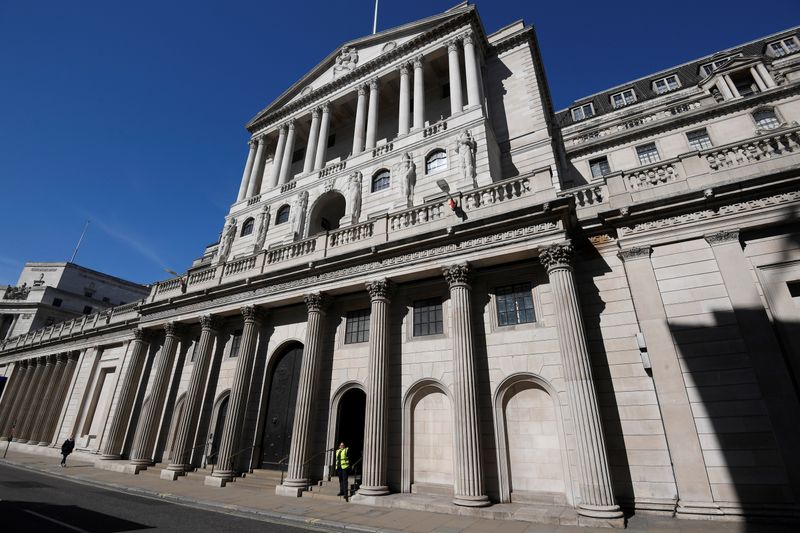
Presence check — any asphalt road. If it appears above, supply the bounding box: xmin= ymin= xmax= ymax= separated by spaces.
xmin=0 ymin=463 xmax=326 ymax=532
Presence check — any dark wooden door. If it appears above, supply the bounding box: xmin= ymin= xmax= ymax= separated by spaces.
xmin=260 ymin=345 xmax=303 ymax=469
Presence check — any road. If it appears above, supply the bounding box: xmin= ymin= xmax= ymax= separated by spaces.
xmin=0 ymin=462 xmax=326 ymax=532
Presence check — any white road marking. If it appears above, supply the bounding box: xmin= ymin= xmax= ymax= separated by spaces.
xmin=23 ymin=509 xmax=90 ymax=533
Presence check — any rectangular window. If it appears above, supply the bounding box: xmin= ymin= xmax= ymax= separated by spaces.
xmin=229 ymin=329 xmax=243 ymax=357
xmin=636 ymin=143 xmax=660 ymax=165
xmin=611 ymin=89 xmax=636 ymax=108
xmin=589 ymin=156 xmax=611 ymax=178
xmin=701 ymin=58 xmax=731 ymax=76
xmin=496 ymin=283 xmax=536 ymax=326
xmin=413 ymin=298 xmax=443 ymax=337
xmin=653 ymin=74 xmax=680 ymax=94
xmin=571 ymin=103 xmax=594 ymax=121
xmin=291 ymin=148 xmax=303 ymax=163
xmin=770 ymin=37 xmax=799 ymax=57
xmin=344 ymin=309 xmax=370 ymax=344
xmin=686 ymin=128 xmax=713 ymax=151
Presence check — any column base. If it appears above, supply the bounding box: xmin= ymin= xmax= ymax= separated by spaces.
xmin=160 ymin=467 xmax=187 ymax=481
xmin=275 ymin=483 xmax=306 ymax=497
xmin=36 ymin=441 xmax=51 ymax=447
xmin=204 ymin=471 xmax=234 ymax=487
xmin=453 ymin=494 xmax=491 ymax=508
xmin=121 ymin=463 xmax=149 ymax=475
xmin=577 ymin=504 xmax=625 ymax=529
xmin=357 ymin=485 xmax=389 ymax=497
xmin=99 ymin=453 xmax=122 ymax=460
xmin=676 ymin=500 xmax=723 ymax=517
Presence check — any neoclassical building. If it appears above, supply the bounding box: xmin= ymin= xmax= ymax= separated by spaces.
xmin=2 ymin=3 xmax=800 ymax=528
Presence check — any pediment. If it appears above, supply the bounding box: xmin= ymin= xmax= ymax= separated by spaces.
xmin=698 ymin=54 xmax=762 ymax=85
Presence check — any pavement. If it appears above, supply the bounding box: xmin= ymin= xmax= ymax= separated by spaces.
xmin=0 ymin=447 xmax=797 ymax=532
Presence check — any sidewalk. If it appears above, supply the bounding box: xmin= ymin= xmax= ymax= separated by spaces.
xmin=0 ymin=447 xmax=791 ymax=533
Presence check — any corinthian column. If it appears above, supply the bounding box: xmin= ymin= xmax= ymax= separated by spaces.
xmin=16 ymin=356 xmax=48 ymax=442
xmin=413 ymin=56 xmax=425 ymax=130
xmin=365 ymin=78 xmax=380 ymax=150
xmin=540 ymin=243 xmax=623 ymax=524
xmin=278 ymin=120 xmax=297 ymax=185
xmin=277 ymin=293 xmax=327 ymax=497
xmin=102 ymin=329 xmax=150 ymax=459
xmin=358 ymin=279 xmax=392 ymax=497
xmin=314 ymin=103 xmax=331 ymax=170
xmin=32 ymin=354 xmax=67 ymax=445
xmin=398 ymin=64 xmax=411 ymax=136
xmin=28 ymin=355 xmax=60 ymax=444
xmin=268 ymin=126 xmax=288 ymax=189
xmin=352 ymin=85 xmax=368 ymax=155
xmin=41 ymin=352 xmax=79 ymax=446
xmin=0 ymin=360 xmax=29 ymax=438
xmin=237 ymin=140 xmax=258 ymax=201
xmin=129 ymin=323 xmax=182 ymax=471
xmin=303 ymin=109 xmax=321 ymax=174
xmin=206 ymin=306 xmax=263 ymax=486
xmin=164 ymin=315 xmax=221 ymax=479
xmin=246 ymin=137 xmax=266 ymax=198
xmin=447 ymin=39 xmax=464 ymax=115
xmin=462 ymin=34 xmax=481 ymax=108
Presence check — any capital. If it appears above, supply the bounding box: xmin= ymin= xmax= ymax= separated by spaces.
xmin=46 ymin=354 xmax=57 ymax=365
xmin=164 ymin=322 xmax=182 ymax=337
xmin=132 ymin=327 xmax=147 ymax=341
xmin=366 ymin=279 xmax=393 ymax=301
xmin=56 ymin=353 xmax=69 ymax=364
xmin=286 ymin=119 xmax=296 ymax=130
xmin=241 ymin=305 xmax=263 ymax=323
xmin=442 ymin=263 xmax=471 ymax=287
xmin=413 ymin=55 xmax=424 ymax=69
xmin=539 ymin=242 xmax=574 ymax=272
xmin=617 ymin=246 xmax=652 ymax=262
xmin=248 ymin=139 xmax=257 ymax=149
xmin=200 ymin=315 xmax=222 ymax=331
xmin=38 ymin=355 xmax=48 ymax=365
xmin=397 ymin=63 xmax=410 ymax=76
xmin=368 ymin=77 xmax=379 ymax=90
xmin=462 ymin=33 xmax=474 ymax=46
xmin=321 ymin=101 xmax=330 ymax=113
xmin=704 ymin=229 xmax=740 ymax=246
xmin=311 ymin=107 xmax=320 ymax=119
xmin=357 ymin=84 xmax=367 ymax=96
xmin=304 ymin=292 xmax=328 ymax=313
xmin=447 ymin=39 xmax=460 ymax=52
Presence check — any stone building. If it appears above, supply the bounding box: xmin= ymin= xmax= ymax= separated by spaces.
xmin=1 ymin=3 xmax=800 ymax=527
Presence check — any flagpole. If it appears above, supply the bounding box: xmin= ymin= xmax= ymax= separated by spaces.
xmin=372 ymin=0 xmax=379 ymax=34
xmin=69 ymin=220 xmax=90 ymax=263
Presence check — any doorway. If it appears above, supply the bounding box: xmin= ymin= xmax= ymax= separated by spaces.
xmin=307 ymin=191 xmax=346 ymax=235
xmin=260 ymin=343 xmax=303 ymax=470
xmin=335 ymin=388 xmax=366 ymax=475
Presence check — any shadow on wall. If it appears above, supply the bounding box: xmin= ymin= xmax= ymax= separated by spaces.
xmin=485 ymin=60 xmax=519 ymax=179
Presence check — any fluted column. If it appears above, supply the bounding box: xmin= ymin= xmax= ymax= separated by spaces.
xmin=756 ymin=62 xmax=777 ymax=88
xmin=41 ymin=352 xmax=79 ymax=446
xmin=278 ymin=120 xmax=297 ymax=185
xmin=129 ymin=323 xmax=182 ymax=468
xmin=277 ymin=293 xmax=327 ymax=496
xmin=27 ymin=355 xmax=59 ymax=444
xmin=398 ymin=64 xmax=411 ymax=136
xmin=447 ymin=39 xmax=464 ymax=115
xmin=359 ymin=280 xmax=392 ymax=496
xmin=365 ymin=78 xmax=380 ymax=150
xmin=246 ymin=137 xmax=267 ymax=198
xmin=540 ymin=243 xmax=622 ymax=523
xmin=101 ymin=329 xmax=150 ymax=459
xmin=268 ymin=126 xmax=288 ymax=189
xmin=413 ymin=56 xmax=425 ymax=130
xmin=462 ymin=34 xmax=481 ymax=108
xmin=352 ymin=84 xmax=368 ymax=155
xmin=0 ymin=360 xmax=30 ymax=438
xmin=313 ymin=103 xmax=331 ymax=170
xmin=15 ymin=357 xmax=48 ymax=442
xmin=165 ymin=316 xmax=221 ymax=478
xmin=443 ymin=264 xmax=490 ymax=507
xmin=237 ymin=141 xmax=258 ymax=201
xmin=32 ymin=354 xmax=67 ymax=445
xmin=303 ymin=109 xmax=321 ymax=175
xmin=206 ymin=306 xmax=263 ymax=485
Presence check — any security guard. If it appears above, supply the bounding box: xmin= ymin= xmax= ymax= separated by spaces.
xmin=335 ymin=441 xmax=350 ymax=497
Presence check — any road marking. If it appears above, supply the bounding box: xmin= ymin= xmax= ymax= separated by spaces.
xmin=23 ymin=509 xmax=90 ymax=533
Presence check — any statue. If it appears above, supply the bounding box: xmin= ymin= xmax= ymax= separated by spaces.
xmin=254 ymin=205 xmax=271 ymax=252
xmin=217 ymin=218 xmax=237 ymax=264
xmin=291 ymin=190 xmax=309 ymax=240
xmin=4 ymin=282 xmax=30 ymax=300
xmin=456 ymin=129 xmax=477 ymax=187
xmin=398 ymin=152 xmax=416 ymax=208
xmin=333 ymin=46 xmax=359 ymax=78
xmin=349 ymin=171 xmax=363 ymax=224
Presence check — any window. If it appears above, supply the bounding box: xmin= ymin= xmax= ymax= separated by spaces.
xmin=754 ymin=109 xmax=781 ymax=130
xmin=496 ymin=283 xmax=536 ymax=326
xmin=327 ymin=134 xmax=336 ymax=148
xmin=653 ymin=75 xmax=680 ymax=94
xmin=611 ymin=89 xmax=636 ymax=108
xmin=344 ymin=309 xmax=370 ymax=344
xmin=441 ymin=82 xmax=450 ymax=99
xmin=189 ymin=336 xmax=200 ymax=362
xmin=686 ymin=129 xmax=713 ymax=151
xmin=275 ymin=205 xmax=291 ymax=224
xmin=730 ymin=70 xmax=759 ymax=97
xmin=770 ymin=37 xmax=799 ymax=57
xmin=701 ymin=58 xmax=731 ymax=77
xmin=636 ymin=143 xmax=660 ymax=165
xmin=425 ymin=150 xmax=447 ymax=174
xmin=571 ymin=103 xmax=594 ymax=121
xmin=413 ymin=298 xmax=444 ymax=336
xmin=82 ymin=306 xmax=92 ymax=315
xmin=371 ymin=169 xmax=390 ymax=192
xmin=52 ymin=298 xmax=62 ymax=308
xmin=229 ymin=329 xmax=243 ymax=357
xmin=589 ymin=156 xmax=611 ymax=178
xmin=241 ymin=217 xmax=255 ymax=237
xmin=291 ymin=148 xmax=303 ymax=163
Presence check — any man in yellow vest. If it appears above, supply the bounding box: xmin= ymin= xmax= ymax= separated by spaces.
xmin=335 ymin=441 xmax=350 ymax=497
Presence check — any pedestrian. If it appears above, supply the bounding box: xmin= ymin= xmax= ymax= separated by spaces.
xmin=335 ymin=441 xmax=350 ymax=497
xmin=60 ymin=435 xmax=75 ymax=467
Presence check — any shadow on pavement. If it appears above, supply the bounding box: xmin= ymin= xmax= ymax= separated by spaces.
xmin=0 ymin=500 xmax=152 ymax=532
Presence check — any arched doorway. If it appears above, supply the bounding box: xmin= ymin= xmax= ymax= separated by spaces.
xmin=411 ymin=387 xmax=454 ymax=493
xmin=335 ymin=388 xmax=366 ymax=475
xmin=207 ymin=394 xmax=229 ymax=466
xmin=260 ymin=343 xmax=303 ymax=469
xmin=307 ymin=191 xmax=346 ymax=235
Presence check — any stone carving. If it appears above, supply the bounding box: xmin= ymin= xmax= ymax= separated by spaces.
xmin=333 ymin=46 xmax=359 ymax=78
xmin=217 ymin=218 xmax=237 ymax=264
xmin=241 ymin=305 xmax=262 ymax=322
xmin=442 ymin=263 xmax=471 ymax=287
xmin=617 ymin=246 xmax=652 ymax=262
xmin=365 ymin=278 xmax=393 ymax=300
xmin=539 ymin=242 xmax=574 ymax=272
xmin=33 ymin=273 xmax=45 ymax=287
xmin=304 ymin=292 xmax=328 ymax=313
xmin=382 ymin=41 xmax=397 ymax=53
xmin=164 ymin=322 xmax=180 ymax=337
xmin=4 ymin=283 xmax=30 ymax=300
xmin=199 ymin=315 xmax=222 ymax=331
xmin=254 ymin=206 xmax=271 ymax=253
xmin=704 ymin=229 xmax=740 ymax=245
xmin=397 ymin=152 xmax=417 ymax=208
xmin=300 ymin=85 xmax=313 ymax=96
xmin=349 ymin=171 xmax=363 ymax=224
xmin=290 ymin=191 xmax=309 ymax=241
xmin=456 ymin=129 xmax=477 ymax=187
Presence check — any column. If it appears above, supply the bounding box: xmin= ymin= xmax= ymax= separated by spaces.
xmin=206 ymin=306 xmax=263 ymax=486
xmin=0 ymin=360 xmax=29 ymax=438
xmin=352 ymin=84 xmax=368 ymax=155
xmin=540 ymin=243 xmax=623 ymax=524
xmin=129 ymin=323 xmax=182 ymax=470
xmin=398 ymin=64 xmax=411 ymax=136
xmin=618 ymin=246 xmax=716 ymax=515
xmin=365 ymin=78 xmax=380 ymax=149
xmin=442 ymin=264 xmax=489 ymax=507
xmin=277 ymin=293 xmax=327 ymax=496
xmin=245 ymin=137 xmax=267 ymax=198
xmin=31 ymin=354 xmax=66 ymax=445
xmin=750 ymin=66 xmax=768 ymax=92
xmin=278 ymin=120 xmax=297 ymax=185
xmin=268 ymin=126 xmax=288 ymax=189
xmin=41 ymin=352 xmax=79 ymax=446
xmin=101 ymin=329 xmax=150 ymax=459
xmin=755 ymin=63 xmax=777 ymax=88
xmin=724 ymin=74 xmax=741 ymax=98
xmin=358 ymin=279 xmax=392 ymax=496
xmin=236 ymin=141 xmax=258 ymax=202
xmin=165 ymin=315 xmax=221 ymax=479
xmin=313 ymin=103 xmax=331 ymax=170
xmin=413 ymin=56 xmax=425 ymax=130
xmin=447 ymin=39 xmax=464 ymax=115
xmin=715 ymin=78 xmax=733 ymax=100
xmin=462 ymin=34 xmax=481 ymax=108
xmin=15 ymin=357 xmax=47 ymax=442
xmin=303 ymin=109 xmax=321 ymax=175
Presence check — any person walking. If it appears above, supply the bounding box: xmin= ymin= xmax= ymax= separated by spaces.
xmin=335 ymin=441 xmax=350 ymax=498
xmin=60 ymin=436 xmax=75 ymax=467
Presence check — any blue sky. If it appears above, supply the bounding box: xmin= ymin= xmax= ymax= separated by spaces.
xmin=1 ymin=0 xmax=797 ymax=287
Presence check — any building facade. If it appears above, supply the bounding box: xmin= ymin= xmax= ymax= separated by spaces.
xmin=2 ymin=3 xmax=800 ymax=527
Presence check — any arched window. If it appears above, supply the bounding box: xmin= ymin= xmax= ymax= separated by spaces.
xmin=240 ymin=218 xmax=255 ymax=237
xmin=371 ymin=169 xmax=390 ymax=192
xmin=425 ymin=149 xmax=447 ymax=174
xmin=276 ymin=204 xmax=291 ymax=225
xmin=753 ymin=109 xmax=780 ymax=130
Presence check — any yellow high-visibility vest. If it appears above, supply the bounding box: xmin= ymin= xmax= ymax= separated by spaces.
xmin=335 ymin=447 xmax=350 ymax=469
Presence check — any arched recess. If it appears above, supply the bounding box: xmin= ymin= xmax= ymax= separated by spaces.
xmin=493 ymin=373 xmax=573 ymax=505
xmin=206 ymin=390 xmax=230 ymax=466
xmin=164 ymin=392 xmax=187 ymax=462
xmin=401 ymin=379 xmax=455 ymax=494
xmin=324 ymin=381 xmax=365 ymax=479
xmin=259 ymin=341 xmax=304 ymax=469
xmin=307 ymin=190 xmax=346 ymax=235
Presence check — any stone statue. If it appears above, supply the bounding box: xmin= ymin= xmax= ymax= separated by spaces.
xmin=349 ymin=171 xmax=363 ymax=224
xmin=254 ymin=205 xmax=271 ymax=252
xmin=217 ymin=218 xmax=237 ymax=264
xmin=456 ymin=129 xmax=477 ymax=187
xmin=4 ymin=282 xmax=30 ymax=300
xmin=291 ymin=190 xmax=309 ymax=240
xmin=333 ymin=46 xmax=359 ymax=78
xmin=398 ymin=152 xmax=416 ymax=208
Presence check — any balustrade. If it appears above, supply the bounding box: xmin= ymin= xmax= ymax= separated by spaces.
xmin=329 ymin=221 xmax=374 ymax=247
xmin=267 ymin=238 xmax=316 ymax=265
xmin=704 ymin=127 xmax=800 ymax=171
xmin=280 ymin=182 xmax=296 ymax=193
xmin=247 ymin=195 xmax=261 ymax=206
xmin=461 ymin=175 xmax=531 ymax=210
xmin=559 ymin=184 xmax=605 ymax=207
xmin=223 ymin=256 xmax=257 ymax=276
xmin=188 ymin=267 xmax=217 ymax=285
xmin=372 ymin=143 xmax=394 ymax=158
xmin=624 ymin=161 xmax=679 ymax=191
xmin=423 ymin=120 xmax=448 ymax=137
xmin=319 ymin=161 xmax=346 ymax=178
xmin=388 ymin=201 xmax=446 ymax=231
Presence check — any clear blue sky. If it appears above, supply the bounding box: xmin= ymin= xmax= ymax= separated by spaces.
xmin=1 ymin=1 xmax=797 ymax=287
